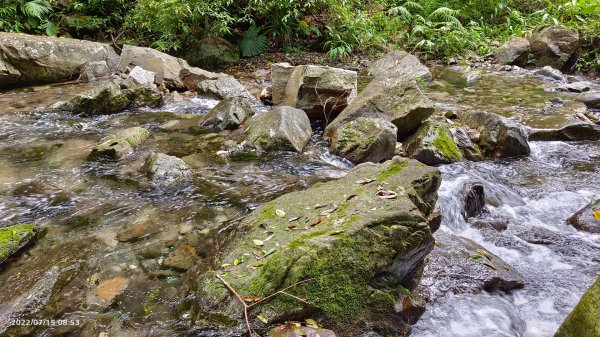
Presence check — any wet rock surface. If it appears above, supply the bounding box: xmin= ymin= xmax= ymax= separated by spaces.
xmin=404 ymin=121 xmax=463 ymax=166
xmin=244 ymin=106 xmax=313 ymax=153
xmin=367 ymin=50 xmax=433 ymax=82
xmin=495 ymin=37 xmax=530 ymax=67
xmin=567 ymin=199 xmax=600 ymax=234
xmin=328 ymin=117 xmax=397 ymax=164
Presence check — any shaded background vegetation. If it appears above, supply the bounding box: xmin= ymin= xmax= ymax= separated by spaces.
xmin=0 ymin=0 xmax=599 ymax=69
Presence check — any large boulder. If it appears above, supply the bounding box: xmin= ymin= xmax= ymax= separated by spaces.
xmin=418 ymin=232 xmax=525 ymax=302
xmin=199 ymin=97 xmax=255 ymax=130
xmin=0 ymin=224 xmax=35 ymax=265
xmin=494 ymin=37 xmax=530 ymax=67
xmin=566 ymin=199 xmax=600 ymax=234
xmin=529 ymin=26 xmax=579 ymax=71
xmin=281 ymin=65 xmax=358 ymax=121
xmin=529 ymin=123 xmax=600 ymax=141
xmin=404 ymin=121 xmax=463 ymax=165
xmin=0 ymin=32 xmax=118 ymax=88
xmin=271 ymin=62 xmax=296 ymax=104
xmin=244 ymin=106 xmax=312 ymax=153
xmin=367 ymin=51 xmax=432 ymax=82
xmin=555 ymin=276 xmax=600 ymax=337
xmin=325 ymin=76 xmax=435 ymax=142
xmin=575 ymin=91 xmax=600 ymax=109
xmin=197 ymin=75 xmax=254 ymax=99
xmin=48 ymin=79 xmax=163 ymax=115
xmin=534 ymin=66 xmax=565 ymax=81
xmin=196 ymin=157 xmax=441 ymax=335
xmin=144 ymin=153 xmax=192 ymax=187
xmin=328 ymin=117 xmax=397 ymax=164
xmin=457 ymin=111 xmax=530 ymax=159
xmin=183 ymin=36 xmax=240 ymax=68
xmin=89 ymin=127 xmax=150 ymax=160
xmin=122 ymin=66 xmax=156 ymax=89
xmin=119 ymin=45 xmax=190 ymax=90
xmin=179 ymin=67 xmax=221 ymax=91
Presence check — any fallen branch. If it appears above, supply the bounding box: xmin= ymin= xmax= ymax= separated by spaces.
xmin=216 ymin=274 xmax=315 ymax=336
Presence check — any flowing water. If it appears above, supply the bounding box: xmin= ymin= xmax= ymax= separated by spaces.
xmin=0 ymin=66 xmax=598 ymax=336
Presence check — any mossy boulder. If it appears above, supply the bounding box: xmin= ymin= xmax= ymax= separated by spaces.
xmin=555 ymin=276 xmax=600 ymax=337
xmin=0 ymin=224 xmax=36 ymax=264
xmin=199 ymin=97 xmax=255 ymax=130
xmin=143 ymin=152 xmax=192 ymax=187
xmin=183 ymin=36 xmax=240 ymax=69
xmin=457 ymin=111 xmax=530 ymax=159
xmin=325 ymin=75 xmax=434 ymax=141
xmin=529 ymin=26 xmax=579 ymax=71
xmin=244 ymin=106 xmax=312 ymax=153
xmin=89 ymin=127 xmax=150 ymax=160
xmin=404 ymin=121 xmax=463 ymax=165
xmin=196 ymin=157 xmax=441 ymax=336
xmin=328 ymin=117 xmax=397 ymax=164
xmin=50 ymin=79 xmax=163 ymax=115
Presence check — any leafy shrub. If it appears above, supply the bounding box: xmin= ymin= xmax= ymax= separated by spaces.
xmin=239 ymin=25 xmax=267 ymax=57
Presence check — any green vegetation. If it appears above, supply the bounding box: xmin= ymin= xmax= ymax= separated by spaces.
xmin=0 ymin=0 xmax=599 ymax=69
xmin=0 ymin=224 xmax=35 ymax=262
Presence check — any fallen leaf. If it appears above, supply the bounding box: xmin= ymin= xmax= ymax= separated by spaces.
xmin=320 ymin=205 xmax=338 ymax=216
xmin=346 ymin=194 xmax=357 ymax=201
xmin=253 ymin=239 xmax=264 ymax=246
xmin=263 ymin=248 xmax=277 ymax=258
xmin=330 ymin=230 xmax=345 ymax=235
xmin=483 ymin=262 xmax=498 ymax=270
xmin=313 ymin=204 xmax=327 ymax=209
xmin=356 ymin=178 xmax=375 ymax=185
xmin=288 ymin=225 xmax=299 ymax=230
xmin=309 ymin=218 xmax=322 ymax=227
xmin=276 ymin=209 xmax=286 ymax=218
xmin=264 ymin=234 xmax=274 ymax=242
xmin=243 ymin=295 xmax=262 ymax=303
xmin=257 ymin=313 xmax=268 ymax=324
xmin=288 ymin=216 xmax=301 ymax=222
xmin=305 ymin=318 xmax=319 ymax=328
xmin=594 ymin=210 xmax=600 ymax=222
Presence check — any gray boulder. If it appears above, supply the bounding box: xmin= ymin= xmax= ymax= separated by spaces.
xmin=197 ymin=75 xmax=253 ymax=99
xmin=183 ymin=36 xmax=240 ymax=68
xmin=271 ymin=62 xmax=296 ymax=104
xmin=89 ymin=127 xmax=150 ymax=160
xmin=557 ymin=81 xmax=592 ymax=93
xmin=119 ymin=45 xmax=191 ymax=90
xmin=534 ymin=66 xmax=565 ymax=81
xmin=495 ymin=37 xmax=530 ymax=67
xmin=282 ymin=65 xmax=358 ymax=121
xmin=404 ymin=121 xmax=463 ymax=165
xmin=123 ymin=66 xmax=156 ymax=89
xmin=529 ymin=123 xmax=600 ymax=141
xmin=457 ymin=111 xmax=530 ymax=159
xmin=418 ymin=232 xmax=525 ymax=302
xmin=451 ymin=127 xmax=483 ymax=161
xmin=199 ymin=97 xmax=255 ymax=130
xmin=144 ymin=153 xmax=192 ymax=187
xmin=328 ymin=117 xmax=397 ymax=164
xmin=529 ymin=26 xmax=579 ymax=70
xmin=368 ymin=51 xmax=432 ymax=82
xmin=567 ymin=199 xmax=600 ymax=234
xmin=196 ymin=157 xmax=441 ymax=336
xmin=575 ymin=91 xmax=600 ymax=109
xmin=245 ymin=106 xmax=312 ymax=153
xmin=325 ymin=75 xmax=434 ymax=141
xmin=179 ymin=67 xmax=221 ymax=91
xmin=0 ymin=32 xmax=118 ymax=88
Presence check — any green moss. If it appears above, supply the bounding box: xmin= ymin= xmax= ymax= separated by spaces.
xmin=377 ymin=159 xmax=408 ymax=182
xmin=430 ymin=125 xmax=462 ymax=161
xmin=555 ymin=277 xmax=600 ymax=337
xmin=0 ymin=224 xmax=35 ymax=262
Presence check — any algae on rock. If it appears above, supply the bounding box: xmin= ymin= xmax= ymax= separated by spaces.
xmin=0 ymin=224 xmax=35 ymax=264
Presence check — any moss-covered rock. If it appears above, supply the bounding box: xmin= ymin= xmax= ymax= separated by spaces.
xmin=245 ymin=106 xmax=312 ymax=153
xmin=404 ymin=121 xmax=463 ymax=165
xmin=89 ymin=127 xmax=150 ymax=160
xmin=196 ymin=157 xmax=441 ymax=336
xmin=183 ymin=36 xmax=240 ymax=69
xmin=555 ymin=276 xmax=600 ymax=337
xmin=199 ymin=97 xmax=255 ymax=130
xmin=143 ymin=152 xmax=192 ymax=187
xmin=0 ymin=224 xmax=35 ymax=264
xmin=325 ymin=75 xmax=434 ymax=141
xmin=328 ymin=117 xmax=397 ymax=164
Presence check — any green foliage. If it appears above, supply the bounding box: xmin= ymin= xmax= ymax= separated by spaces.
xmin=239 ymin=25 xmax=267 ymax=57
xmin=0 ymin=0 xmax=54 ymax=34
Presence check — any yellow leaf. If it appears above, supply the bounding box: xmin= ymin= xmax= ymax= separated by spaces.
xmin=253 ymin=239 xmax=264 ymax=246
xmin=276 ymin=209 xmax=286 ymax=218
xmin=257 ymin=313 xmax=268 ymax=324
xmin=594 ymin=210 xmax=600 ymax=222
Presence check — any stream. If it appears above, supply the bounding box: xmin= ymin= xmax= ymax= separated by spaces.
xmin=0 ymin=65 xmax=598 ymax=336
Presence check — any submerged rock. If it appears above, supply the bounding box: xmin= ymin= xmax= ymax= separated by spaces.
xmin=0 ymin=32 xmax=118 ymax=88
xmin=197 ymin=76 xmax=253 ymax=99
xmin=567 ymin=199 xmax=600 ymax=234
xmin=0 ymin=224 xmax=35 ymax=264
xmin=555 ymin=276 xmax=600 ymax=337
xmin=418 ymin=232 xmax=525 ymax=302
xmin=325 ymin=75 xmax=434 ymax=160
xmin=575 ymin=91 xmax=600 ymax=109
xmin=368 ymin=50 xmax=432 ymax=82
xmin=116 ymin=210 xmax=161 ymax=242
xmin=328 ymin=117 xmax=397 ymax=164
xmin=529 ymin=26 xmax=579 ymax=71
xmin=244 ymin=106 xmax=312 ymax=153
xmin=282 ymin=65 xmax=358 ymax=121
xmin=163 ymin=244 xmax=198 ymax=271
xmin=457 ymin=111 xmax=530 ymax=159
xmin=196 ymin=157 xmax=441 ymax=335
xmin=529 ymin=123 xmax=600 ymax=141
xmin=144 ymin=153 xmax=192 ymax=187
xmin=404 ymin=121 xmax=463 ymax=165
xmin=494 ymin=37 xmax=530 ymax=67
xmin=269 ymin=324 xmax=337 ymax=337
xmin=89 ymin=126 xmax=150 ymax=160
xmin=199 ymin=97 xmax=255 ymax=130
xmin=534 ymin=66 xmax=565 ymax=81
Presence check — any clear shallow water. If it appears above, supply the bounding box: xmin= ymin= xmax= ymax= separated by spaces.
xmin=413 ymin=141 xmax=600 ymax=337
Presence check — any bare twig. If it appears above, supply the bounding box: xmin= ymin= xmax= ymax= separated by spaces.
xmin=216 ymin=274 xmax=314 ymax=337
